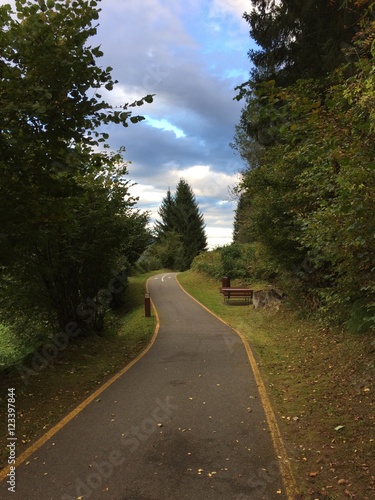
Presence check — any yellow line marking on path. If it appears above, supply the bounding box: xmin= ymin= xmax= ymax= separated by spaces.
xmin=175 ymin=274 xmax=299 ymax=500
xmin=0 ymin=277 xmax=160 ymax=484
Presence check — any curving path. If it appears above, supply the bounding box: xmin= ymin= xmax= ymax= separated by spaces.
xmin=0 ymin=272 xmax=292 ymax=499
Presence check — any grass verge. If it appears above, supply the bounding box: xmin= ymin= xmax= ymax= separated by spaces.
xmin=0 ymin=271 xmax=157 ymax=469
xmin=178 ymin=270 xmax=374 ymax=500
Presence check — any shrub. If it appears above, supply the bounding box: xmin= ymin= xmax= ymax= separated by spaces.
xmin=191 ymin=243 xmax=259 ymax=281
xmin=191 ymin=249 xmax=223 ymax=278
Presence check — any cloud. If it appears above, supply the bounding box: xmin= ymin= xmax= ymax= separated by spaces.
xmin=210 ymin=0 xmax=251 ymax=19
xmin=144 ymin=117 xmax=186 ymax=138
xmin=1 ymin=0 xmax=253 ymax=248
xmin=96 ymin=0 xmax=250 ymax=248
xmin=129 ymin=163 xmax=239 ymax=249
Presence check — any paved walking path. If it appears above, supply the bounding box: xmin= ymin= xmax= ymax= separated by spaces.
xmin=1 ymin=272 xmax=291 ymax=499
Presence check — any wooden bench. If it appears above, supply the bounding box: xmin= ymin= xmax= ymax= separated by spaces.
xmin=220 ymin=287 xmax=253 ymax=303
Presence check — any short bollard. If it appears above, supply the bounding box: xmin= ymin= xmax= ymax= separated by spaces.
xmin=145 ymin=293 xmax=151 ymax=317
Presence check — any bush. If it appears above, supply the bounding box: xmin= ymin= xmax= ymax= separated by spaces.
xmin=191 ymin=243 xmax=260 ymax=281
xmin=136 ymin=232 xmax=186 ymax=272
xmin=191 ymin=248 xmax=223 ymax=278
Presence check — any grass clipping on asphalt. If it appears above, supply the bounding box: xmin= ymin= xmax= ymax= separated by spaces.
xmin=178 ymin=270 xmax=374 ymax=500
xmin=0 ymin=272 xmax=157 ymax=469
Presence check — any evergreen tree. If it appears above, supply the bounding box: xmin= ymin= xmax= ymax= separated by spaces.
xmin=174 ymin=179 xmax=207 ymax=269
xmin=154 ymin=179 xmax=207 ymax=270
xmin=244 ymin=0 xmax=362 ymax=85
xmin=154 ymin=189 xmax=175 ymax=238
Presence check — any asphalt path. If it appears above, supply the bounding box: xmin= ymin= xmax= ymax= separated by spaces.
xmin=1 ymin=272 xmax=290 ymax=499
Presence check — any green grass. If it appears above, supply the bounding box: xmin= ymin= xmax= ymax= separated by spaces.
xmin=178 ymin=270 xmax=374 ymax=499
xmin=0 ymin=271 xmax=158 ymax=468
xmin=0 ymin=323 xmax=25 ymax=368
xmin=0 ymin=320 xmax=52 ymax=370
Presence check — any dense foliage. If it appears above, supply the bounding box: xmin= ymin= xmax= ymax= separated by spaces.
xmin=245 ymin=0 xmax=363 ymax=85
xmin=192 ymin=243 xmax=262 ymax=281
xmin=233 ymin=0 xmax=375 ymax=332
xmin=0 ymin=0 xmax=152 ymax=341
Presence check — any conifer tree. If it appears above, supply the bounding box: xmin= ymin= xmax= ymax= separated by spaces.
xmin=154 ymin=189 xmax=175 ymax=239
xmin=154 ymin=179 xmax=207 ymax=270
xmin=244 ymin=0 xmax=362 ymax=85
xmin=174 ymin=179 xmax=207 ymax=269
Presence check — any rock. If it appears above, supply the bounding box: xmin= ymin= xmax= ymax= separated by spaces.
xmin=252 ymin=289 xmax=285 ymax=309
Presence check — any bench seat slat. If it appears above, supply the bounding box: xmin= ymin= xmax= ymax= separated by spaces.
xmin=220 ymin=287 xmax=253 ymax=303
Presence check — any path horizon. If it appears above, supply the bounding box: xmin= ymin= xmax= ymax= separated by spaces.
xmin=0 ymin=272 xmax=296 ymax=499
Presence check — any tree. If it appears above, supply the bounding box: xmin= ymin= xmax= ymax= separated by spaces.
xmin=0 ymin=0 xmax=152 ymax=335
xmin=0 ymin=0 xmax=151 ymax=240
xmin=244 ymin=0 xmax=362 ymax=85
xmin=173 ymin=179 xmax=207 ymax=269
xmin=232 ymin=1 xmax=375 ymax=331
xmin=233 ymin=192 xmax=255 ymax=244
xmin=154 ymin=189 xmax=175 ymax=239
xmin=154 ymin=180 xmax=207 ymax=270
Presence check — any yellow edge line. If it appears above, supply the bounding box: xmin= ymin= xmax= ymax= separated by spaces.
xmin=175 ymin=275 xmax=298 ymax=499
xmin=0 ymin=277 xmax=160 ymax=484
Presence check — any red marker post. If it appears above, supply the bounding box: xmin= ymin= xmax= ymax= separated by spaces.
xmin=145 ymin=293 xmax=151 ymax=317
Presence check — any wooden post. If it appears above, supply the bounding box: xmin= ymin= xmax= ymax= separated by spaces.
xmin=222 ymin=276 xmax=231 ymax=288
xmin=145 ymin=293 xmax=151 ymax=317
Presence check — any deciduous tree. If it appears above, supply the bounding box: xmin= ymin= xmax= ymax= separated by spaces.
xmin=233 ymin=1 xmax=375 ymax=331
xmin=0 ymin=0 xmax=152 ymax=334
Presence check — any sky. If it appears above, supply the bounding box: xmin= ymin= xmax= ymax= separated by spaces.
xmin=3 ymin=0 xmax=255 ymax=248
